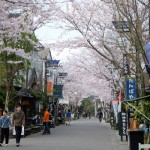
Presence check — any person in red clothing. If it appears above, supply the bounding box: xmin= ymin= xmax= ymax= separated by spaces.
xmin=42 ymin=109 xmax=50 ymax=135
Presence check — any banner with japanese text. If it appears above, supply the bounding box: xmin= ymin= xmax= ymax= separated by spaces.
xmin=123 ymin=54 xmax=130 ymax=75
xmin=118 ymin=90 xmax=122 ymax=112
xmin=126 ymin=78 xmax=137 ymax=100
xmin=145 ymin=40 xmax=150 ymax=65
xmin=119 ymin=112 xmax=127 ymax=137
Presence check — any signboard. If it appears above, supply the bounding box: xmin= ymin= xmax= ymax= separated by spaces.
xmin=119 ymin=112 xmax=127 ymax=136
xmin=119 ymin=112 xmax=127 ymax=141
xmin=126 ymin=78 xmax=137 ymax=100
xmin=47 ymin=82 xmax=53 ymax=95
xmin=112 ymin=21 xmax=129 ymax=32
xmin=123 ymin=54 xmax=130 ymax=75
xmin=58 ymin=72 xmax=67 ymax=78
xmin=46 ymin=60 xmax=60 ymax=67
xmin=53 ymin=85 xmax=63 ymax=98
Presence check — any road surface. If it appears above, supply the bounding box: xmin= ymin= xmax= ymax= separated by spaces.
xmin=1 ymin=118 xmax=128 ymax=150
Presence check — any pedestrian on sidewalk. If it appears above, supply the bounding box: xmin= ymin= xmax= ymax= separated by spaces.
xmin=97 ymin=111 xmax=103 ymax=122
xmin=0 ymin=110 xmax=11 ymax=147
xmin=66 ymin=109 xmax=72 ymax=126
xmin=42 ymin=108 xmax=50 ymax=134
xmin=88 ymin=112 xmax=91 ymax=119
xmin=12 ymin=104 xmax=25 ymax=147
xmin=58 ymin=110 xmax=62 ymax=125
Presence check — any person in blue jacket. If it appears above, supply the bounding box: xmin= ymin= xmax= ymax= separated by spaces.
xmin=0 ymin=110 xmax=11 ymax=147
xmin=66 ymin=109 xmax=72 ymax=126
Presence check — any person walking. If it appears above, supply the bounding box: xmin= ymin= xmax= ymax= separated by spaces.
xmin=58 ymin=110 xmax=62 ymax=125
xmin=66 ymin=109 xmax=72 ymax=126
xmin=12 ymin=104 xmax=25 ymax=147
xmin=0 ymin=110 xmax=11 ymax=147
xmin=98 ymin=111 xmax=103 ymax=122
xmin=42 ymin=108 xmax=50 ymax=134
xmin=88 ymin=112 xmax=91 ymax=119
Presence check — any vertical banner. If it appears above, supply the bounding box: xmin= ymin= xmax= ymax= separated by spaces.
xmin=145 ymin=40 xmax=150 ymax=65
xmin=118 ymin=90 xmax=122 ymax=112
xmin=119 ymin=112 xmax=127 ymax=141
xmin=126 ymin=78 xmax=137 ymax=100
xmin=123 ymin=54 xmax=130 ymax=75
xmin=47 ymin=81 xmax=53 ymax=95
xmin=145 ymin=40 xmax=150 ymax=74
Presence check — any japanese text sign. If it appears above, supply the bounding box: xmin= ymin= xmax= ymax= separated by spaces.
xmin=119 ymin=112 xmax=127 ymax=136
xmin=126 ymin=78 xmax=137 ymax=100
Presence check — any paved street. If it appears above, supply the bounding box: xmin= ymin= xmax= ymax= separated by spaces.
xmin=1 ymin=119 xmax=128 ymax=150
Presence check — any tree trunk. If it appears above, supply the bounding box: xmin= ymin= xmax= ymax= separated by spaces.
xmin=5 ymin=85 xmax=11 ymax=111
xmin=5 ymin=81 xmax=11 ymax=111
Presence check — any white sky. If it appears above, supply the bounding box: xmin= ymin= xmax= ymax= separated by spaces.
xmin=35 ymin=26 xmax=69 ymax=62
xmin=35 ymin=26 xmax=62 ymax=43
xmin=34 ymin=0 xmax=83 ymax=62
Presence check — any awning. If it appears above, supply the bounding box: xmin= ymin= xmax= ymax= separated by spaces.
xmin=15 ymin=86 xmax=33 ymax=98
xmin=123 ymin=95 xmax=150 ymax=102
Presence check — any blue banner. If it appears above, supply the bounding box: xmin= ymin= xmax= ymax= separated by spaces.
xmin=47 ymin=60 xmax=60 ymax=67
xmin=126 ymin=78 xmax=137 ymax=100
xmin=58 ymin=72 xmax=67 ymax=78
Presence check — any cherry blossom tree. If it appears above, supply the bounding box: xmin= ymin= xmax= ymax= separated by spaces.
xmin=102 ymin=0 xmax=150 ymax=96
xmin=48 ymin=0 xmax=150 ymax=101
xmin=0 ymin=0 xmax=60 ymax=110
xmin=63 ymin=49 xmax=112 ymax=105
xmin=48 ymin=0 xmax=125 ymax=101
xmin=51 ymin=0 xmax=123 ymax=68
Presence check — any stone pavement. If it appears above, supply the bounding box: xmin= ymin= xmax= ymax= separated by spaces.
xmin=0 ymin=118 xmax=128 ymax=150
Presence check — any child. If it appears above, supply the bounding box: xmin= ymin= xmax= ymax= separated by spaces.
xmin=0 ymin=110 xmax=11 ymax=147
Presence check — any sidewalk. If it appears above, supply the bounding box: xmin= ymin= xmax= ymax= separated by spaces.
xmin=104 ymin=121 xmax=128 ymax=150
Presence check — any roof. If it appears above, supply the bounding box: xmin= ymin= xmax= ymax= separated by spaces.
xmin=38 ymin=49 xmax=52 ymax=60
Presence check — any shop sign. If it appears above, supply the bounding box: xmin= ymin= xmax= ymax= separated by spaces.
xmin=126 ymin=78 xmax=137 ymax=100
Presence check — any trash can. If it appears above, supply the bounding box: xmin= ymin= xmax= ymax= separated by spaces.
xmin=128 ymin=130 xmax=144 ymax=150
